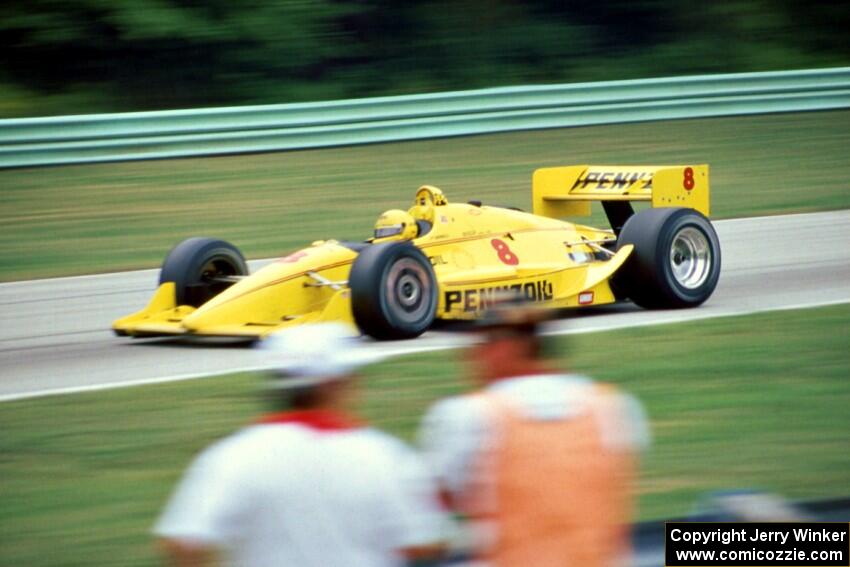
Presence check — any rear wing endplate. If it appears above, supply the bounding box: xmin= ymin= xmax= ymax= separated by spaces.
xmin=532 ymin=165 xmax=710 ymax=218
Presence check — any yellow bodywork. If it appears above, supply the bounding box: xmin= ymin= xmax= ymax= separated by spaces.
xmin=113 ymin=164 xmax=709 ymax=338
xmin=113 ymin=242 xmax=358 ymax=337
xmin=533 ymin=164 xmax=709 ymax=217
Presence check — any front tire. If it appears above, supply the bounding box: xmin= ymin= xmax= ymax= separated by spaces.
xmin=349 ymin=242 xmax=438 ymax=340
xmin=615 ymin=208 xmax=721 ymax=309
xmin=160 ymin=237 xmax=248 ymax=307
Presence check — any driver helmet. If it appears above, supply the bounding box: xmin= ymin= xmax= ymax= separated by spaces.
xmin=373 ymin=209 xmax=418 ymax=242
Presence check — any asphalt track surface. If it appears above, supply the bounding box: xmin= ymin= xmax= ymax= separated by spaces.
xmin=2 ymin=210 xmax=849 ymax=402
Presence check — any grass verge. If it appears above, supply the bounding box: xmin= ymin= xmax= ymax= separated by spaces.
xmin=1 ymin=305 xmax=848 ymax=565
xmin=2 ymin=110 xmax=849 ymax=281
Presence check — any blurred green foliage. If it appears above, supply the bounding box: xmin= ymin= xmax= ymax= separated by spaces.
xmin=1 ymin=0 xmax=848 ymax=116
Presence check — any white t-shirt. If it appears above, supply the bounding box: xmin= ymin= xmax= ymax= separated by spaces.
xmin=418 ymin=373 xmax=651 ymax=501
xmin=155 ymin=421 xmax=449 ymax=567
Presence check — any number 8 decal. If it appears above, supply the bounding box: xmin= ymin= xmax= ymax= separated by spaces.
xmin=491 ymin=238 xmax=519 ymax=265
xmin=683 ymin=167 xmax=695 ymax=191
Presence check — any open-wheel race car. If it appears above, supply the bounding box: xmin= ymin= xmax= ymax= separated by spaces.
xmin=113 ymin=165 xmax=721 ymax=340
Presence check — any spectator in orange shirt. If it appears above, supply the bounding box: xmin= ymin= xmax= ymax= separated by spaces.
xmin=419 ymin=300 xmax=650 ymax=566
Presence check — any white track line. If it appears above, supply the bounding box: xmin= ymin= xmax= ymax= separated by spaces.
xmin=1 ymin=298 xmax=846 ymax=403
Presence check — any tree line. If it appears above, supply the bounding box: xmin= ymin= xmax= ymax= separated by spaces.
xmin=1 ymin=0 xmax=847 ymax=116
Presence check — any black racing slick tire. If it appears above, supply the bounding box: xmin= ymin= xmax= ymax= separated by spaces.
xmin=614 ymin=208 xmax=721 ymax=309
xmin=349 ymin=242 xmax=438 ymax=340
xmin=159 ymin=237 xmax=248 ymax=307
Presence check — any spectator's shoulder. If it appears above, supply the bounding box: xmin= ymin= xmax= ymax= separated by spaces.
xmin=419 ymin=393 xmax=494 ymax=454
xmin=590 ymin=384 xmax=651 ymax=451
xmin=354 ymin=426 xmax=415 ymax=455
xmin=192 ymin=424 xmax=288 ymax=470
xmin=617 ymin=390 xmax=651 ymax=450
xmin=423 ymin=393 xmax=490 ymax=427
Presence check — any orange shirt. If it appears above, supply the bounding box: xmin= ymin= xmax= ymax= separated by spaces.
xmin=463 ymin=382 xmax=638 ymax=567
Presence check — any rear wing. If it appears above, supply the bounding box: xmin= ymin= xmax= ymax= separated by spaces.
xmin=532 ymin=165 xmax=710 ymax=218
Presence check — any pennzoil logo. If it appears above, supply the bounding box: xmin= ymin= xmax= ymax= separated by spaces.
xmin=572 ymin=171 xmax=654 ymax=191
xmin=444 ymin=280 xmax=554 ymax=312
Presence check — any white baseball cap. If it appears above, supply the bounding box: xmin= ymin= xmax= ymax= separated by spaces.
xmin=258 ymin=323 xmax=386 ymax=387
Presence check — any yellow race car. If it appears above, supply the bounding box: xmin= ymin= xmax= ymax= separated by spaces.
xmin=113 ymin=165 xmax=720 ymax=340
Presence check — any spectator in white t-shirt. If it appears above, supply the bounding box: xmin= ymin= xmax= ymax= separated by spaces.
xmin=155 ymin=323 xmax=449 ymax=567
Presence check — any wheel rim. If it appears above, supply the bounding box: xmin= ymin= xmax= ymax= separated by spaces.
xmin=200 ymin=257 xmax=240 ymax=295
xmin=670 ymin=227 xmax=712 ymax=289
xmin=384 ymin=258 xmax=432 ymax=324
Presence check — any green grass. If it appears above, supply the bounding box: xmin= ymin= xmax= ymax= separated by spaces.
xmin=1 ymin=305 xmax=848 ymax=565
xmin=2 ymin=110 xmax=849 ymax=281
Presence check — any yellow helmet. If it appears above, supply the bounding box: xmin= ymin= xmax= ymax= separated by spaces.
xmin=409 ymin=185 xmax=447 ymax=223
xmin=373 ymin=209 xmax=418 ymax=242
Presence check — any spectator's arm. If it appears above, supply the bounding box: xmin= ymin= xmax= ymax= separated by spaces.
xmin=418 ymin=395 xmax=489 ymax=510
xmin=401 ymin=541 xmax=448 ymax=564
xmin=376 ymin=437 xmax=457 ymax=562
xmin=157 ymin=538 xmax=217 ymax=567
xmin=153 ymin=435 xmax=255 ymax=555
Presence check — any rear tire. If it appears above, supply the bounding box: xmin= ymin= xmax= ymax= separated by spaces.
xmin=614 ymin=208 xmax=720 ymax=309
xmin=349 ymin=242 xmax=438 ymax=340
xmin=160 ymin=237 xmax=248 ymax=307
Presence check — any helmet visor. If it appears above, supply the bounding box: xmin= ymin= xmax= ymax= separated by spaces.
xmin=374 ymin=224 xmax=403 ymax=239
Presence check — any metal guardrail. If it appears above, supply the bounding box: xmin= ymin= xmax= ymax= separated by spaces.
xmin=1 ymin=67 xmax=849 ymax=168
